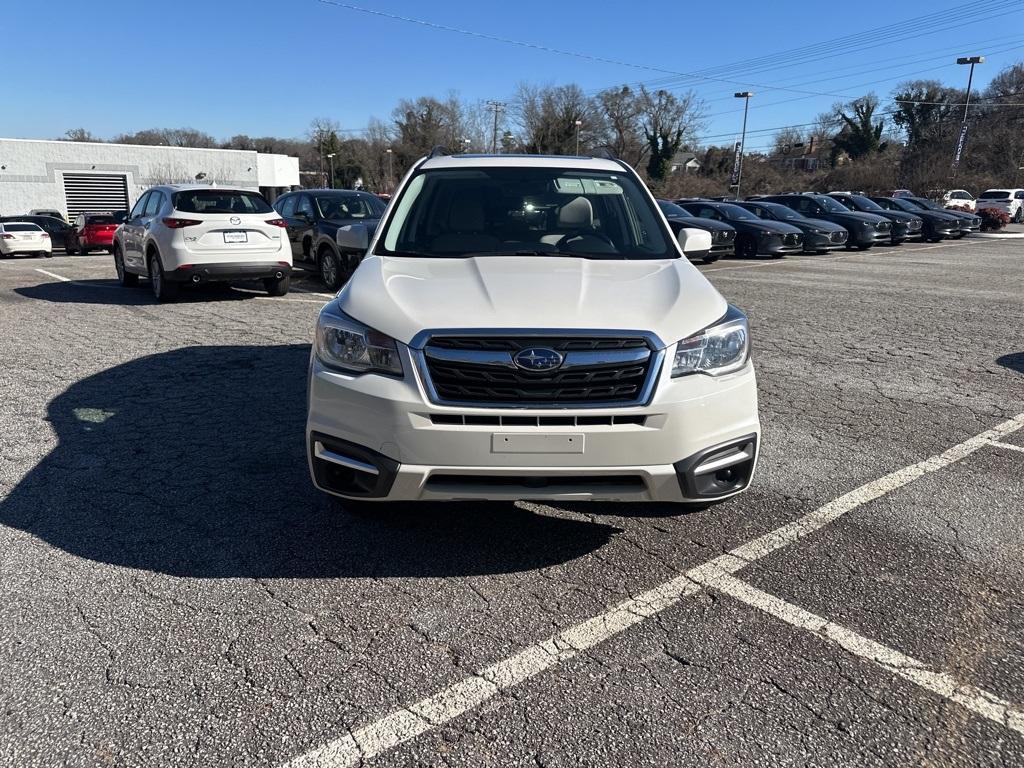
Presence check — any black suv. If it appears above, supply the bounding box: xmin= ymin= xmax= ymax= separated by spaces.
xmin=827 ymin=193 xmax=922 ymax=245
xmin=758 ymin=194 xmax=891 ymax=249
xmin=676 ymin=200 xmax=803 ymax=258
xmin=657 ymin=200 xmax=734 ymax=262
xmin=734 ymin=200 xmax=848 ymax=253
xmin=867 ymin=197 xmax=960 ymax=242
xmin=274 ymin=190 xmax=386 ymax=289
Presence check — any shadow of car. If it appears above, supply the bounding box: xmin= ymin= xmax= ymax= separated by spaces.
xmin=0 ymin=344 xmax=618 ymax=578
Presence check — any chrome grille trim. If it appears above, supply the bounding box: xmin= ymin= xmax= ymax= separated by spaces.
xmin=410 ymin=329 xmax=666 ymax=410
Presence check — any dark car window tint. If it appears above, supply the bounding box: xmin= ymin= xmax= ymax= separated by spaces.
xmin=172 ymin=190 xmax=272 ymax=214
xmin=296 ymin=195 xmax=315 ymax=218
xmin=277 ymin=195 xmax=297 ymax=217
xmin=2 ymin=223 xmax=41 ymax=232
xmin=129 ymin=193 xmax=150 ymax=219
xmin=143 ymin=192 xmax=163 ymax=217
xmin=85 ymin=215 xmax=118 ymax=224
xmin=658 ymin=201 xmax=692 ymax=219
xmin=314 ymin=194 xmax=379 ymax=220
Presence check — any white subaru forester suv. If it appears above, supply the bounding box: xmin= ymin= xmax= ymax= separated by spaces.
xmin=307 ymin=153 xmax=759 ymax=508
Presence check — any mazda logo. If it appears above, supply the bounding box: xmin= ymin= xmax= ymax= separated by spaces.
xmin=229 ymin=216 xmax=241 ymax=225
xmin=513 ymin=347 xmax=564 ymax=371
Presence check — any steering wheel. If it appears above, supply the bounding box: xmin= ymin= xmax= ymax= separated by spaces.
xmin=554 ymin=230 xmax=616 ymax=250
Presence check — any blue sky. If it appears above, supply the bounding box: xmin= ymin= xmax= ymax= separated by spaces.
xmin=4 ymin=0 xmax=1023 ymax=149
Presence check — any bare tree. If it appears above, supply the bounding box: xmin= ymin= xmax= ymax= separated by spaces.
xmin=62 ymin=128 xmax=99 ymax=142
xmin=595 ymin=86 xmax=646 ymax=166
xmin=640 ymin=86 xmax=705 ymax=181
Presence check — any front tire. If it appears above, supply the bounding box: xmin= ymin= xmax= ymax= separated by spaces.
xmin=148 ymin=253 xmax=178 ymax=302
xmin=114 ymin=245 xmax=138 ymax=286
xmin=80 ymin=246 xmax=89 ymax=255
xmin=1014 ymin=207 xmax=1023 ymax=224
xmin=318 ymin=248 xmax=343 ymax=290
xmin=856 ymin=243 xmax=871 ymax=251
xmin=735 ymin=235 xmax=758 ymax=259
xmin=263 ymin=275 xmax=290 ymax=296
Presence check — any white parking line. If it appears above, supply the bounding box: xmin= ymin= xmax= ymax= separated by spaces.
xmin=691 ymin=571 xmax=1024 ymax=738
xmin=989 ymin=440 xmax=1024 ymax=454
xmin=34 ymin=268 xmax=71 ymax=282
xmin=283 ymin=412 xmax=1024 ymax=768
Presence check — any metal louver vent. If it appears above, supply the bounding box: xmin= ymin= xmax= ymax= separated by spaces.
xmin=61 ymin=174 xmax=129 ymax=221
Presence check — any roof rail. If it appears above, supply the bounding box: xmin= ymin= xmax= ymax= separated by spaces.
xmin=590 ymin=147 xmax=617 ymax=161
xmin=428 ymin=145 xmax=452 ymax=158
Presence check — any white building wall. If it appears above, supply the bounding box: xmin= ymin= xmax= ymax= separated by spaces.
xmin=0 ymin=138 xmax=298 ymax=217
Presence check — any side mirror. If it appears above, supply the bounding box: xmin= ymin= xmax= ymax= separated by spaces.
xmin=676 ymin=227 xmax=712 ymax=259
xmin=336 ymin=223 xmax=369 ymax=252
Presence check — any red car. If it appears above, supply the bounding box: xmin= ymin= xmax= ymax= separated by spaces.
xmin=66 ymin=213 xmax=120 ymax=254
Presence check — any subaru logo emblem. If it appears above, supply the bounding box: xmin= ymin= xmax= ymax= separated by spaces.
xmin=229 ymin=216 xmax=241 ymax=225
xmin=513 ymin=347 xmax=563 ymax=371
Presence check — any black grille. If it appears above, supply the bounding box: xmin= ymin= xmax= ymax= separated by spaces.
xmin=829 ymin=231 xmax=847 ymax=242
xmin=783 ymin=233 xmax=802 ymax=245
xmin=422 ymin=336 xmax=656 ymax=406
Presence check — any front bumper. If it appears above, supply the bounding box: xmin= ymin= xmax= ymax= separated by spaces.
xmin=803 ymin=232 xmax=847 ymax=252
xmin=760 ymin=235 xmax=803 ymax=255
xmin=164 ymin=262 xmax=292 ymax=283
xmin=306 ymin=351 xmax=761 ymax=504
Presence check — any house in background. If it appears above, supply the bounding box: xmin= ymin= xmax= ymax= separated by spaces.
xmin=670 ymin=151 xmax=701 ymax=174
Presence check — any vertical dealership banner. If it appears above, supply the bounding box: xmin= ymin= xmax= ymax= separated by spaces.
xmin=952 ymin=123 xmax=969 ymax=171
xmin=729 ymin=141 xmax=742 ymax=185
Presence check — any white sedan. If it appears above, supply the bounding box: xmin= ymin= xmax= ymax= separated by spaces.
xmin=0 ymin=222 xmax=52 ymax=257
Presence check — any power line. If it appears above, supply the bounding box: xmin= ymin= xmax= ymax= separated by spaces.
xmin=314 ymin=0 xmax=1023 ymax=102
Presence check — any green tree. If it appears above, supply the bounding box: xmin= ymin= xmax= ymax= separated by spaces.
xmin=830 ymin=96 xmax=887 ymax=164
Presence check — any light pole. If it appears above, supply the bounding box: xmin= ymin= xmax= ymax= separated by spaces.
xmin=574 ymin=119 xmax=583 ymax=155
xmin=385 ymin=148 xmax=393 ymax=192
xmin=952 ymin=56 xmax=984 ymax=178
xmin=733 ymin=92 xmax=753 ymax=198
xmin=326 ymin=152 xmax=336 ymax=188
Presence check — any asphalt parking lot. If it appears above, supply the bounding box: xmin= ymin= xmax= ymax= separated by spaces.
xmin=1 ymin=239 xmax=1022 ymax=767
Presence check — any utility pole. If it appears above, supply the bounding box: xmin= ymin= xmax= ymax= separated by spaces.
xmin=326 ymin=152 xmax=336 ymax=188
xmin=952 ymin=56 xmax=984 ymax=178
xmin=385 ymin=148 xmax=393 ymax=192
xmin=486 ymin=100 xmax=506 ymax=153
xmin=733 ymin=92 xmax=753 ymax=198
xmin=574 ymin=119 xmax=583 ymax=155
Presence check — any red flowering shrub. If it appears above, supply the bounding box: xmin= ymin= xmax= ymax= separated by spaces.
xmin=976 ymin=207 xmax=1011 ymax=231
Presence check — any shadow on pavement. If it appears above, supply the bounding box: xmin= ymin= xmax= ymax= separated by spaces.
xmin=15 ymin=279 xmax=256 ymax=305
xmin=0 ymin=344 xmax=617 ymax=578
xmin=997 ymin=352 xmax=1024 ymax=375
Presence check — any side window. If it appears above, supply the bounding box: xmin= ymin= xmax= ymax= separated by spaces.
xmin=144 ymin=192 xmax=163 ymax=217
xmin=1016 ymin=191 xmax=1024 ymax=199
xmin=76 ymin=214 xmax=85 ymax=228
xmin=296 ymin=195 xmax=315 ymax=218
xmin=752 ymin=206 xmax=767 ymax=218
xmin=277 ymin=195 xmax=297 ymax=217
xmin=129 ymin=193 xmax=150 ymax=220
xmin=698 ymin=207 xmax=717 ymax=219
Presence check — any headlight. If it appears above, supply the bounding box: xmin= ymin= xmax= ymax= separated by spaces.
xmin=672 ymin=305 xmax=750 ymax=377
xmin=315 ymin=307 xmax=403 ymax=376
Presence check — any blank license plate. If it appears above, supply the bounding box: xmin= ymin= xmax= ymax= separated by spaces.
xmin=491 ymin=434 xmax=584 ymax=454
xmin=223 ymin=231 xmax=247 ymax=243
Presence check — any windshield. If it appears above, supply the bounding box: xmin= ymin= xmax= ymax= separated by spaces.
xmin=904 ymin=198 xmax=935 ymax=211
xmin=715 ymin=203 xmax=759 ymax=221
xmin=759 ymin=202 xmax=803 ymax=221
xmin=850 ymin=195 xmax=884 ymax=212
xmin=815 ymin=195 xmax=851 ymax=213
xmin=172 ymin=190 xmax=272 ymax=214
xmin=888 ymin=198 xmax=916 ymax=212
xmin=658 ymin=200 xmax=693 ymax=219
xmin=979 ymin=190 xmax=1010 ymax=199
xmin=379 ymin=166 xmax=674 ymax=259
xmin=315 ymin=194 xmax=384 ymax=220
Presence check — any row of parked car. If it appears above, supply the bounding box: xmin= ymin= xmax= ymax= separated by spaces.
xmin=928 ymin=187 xmax=1024 ymax=219
xmin=658 ymin=192 xmax=985 ymax=263
xmin=0 ymin=210 xmax=125 ymax=258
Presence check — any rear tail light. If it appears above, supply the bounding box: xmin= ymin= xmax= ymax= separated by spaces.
xmin=42 ymin=233 xmax=50 ymax=238
xmin=1 ymin=234 xmax=14 ymax=239
xmin=162 ymin=218 xmax=202 ymax=229
xmin=265 ymin=218 xmax=288 ymax=228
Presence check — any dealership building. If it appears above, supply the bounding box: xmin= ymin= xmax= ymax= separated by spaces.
xmin=0 ymin=138 xmax=300 ymax=220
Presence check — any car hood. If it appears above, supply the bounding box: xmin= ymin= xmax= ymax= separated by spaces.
xmin=746 ymin=219 xmax=803 ymax=235
xmin=798 ymin=217 xmax=846 ymax=232
xmin=337 ymin=255 xmax=729 ymax=349
xmin=876 ymin=210 xmax=920 ymax=223
xmin=938 ymin=209 xmax=979 ymax=222
xmin=826 ymin=210 xmax=888 ymax=225
xmin=677 ymin=216 xmax=734 ymax=232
